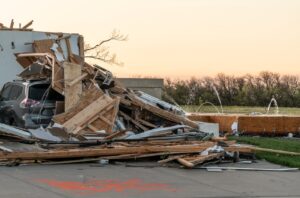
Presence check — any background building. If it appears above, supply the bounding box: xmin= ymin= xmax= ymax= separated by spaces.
xmin=118 ymin=78 xmax=164 ymax=99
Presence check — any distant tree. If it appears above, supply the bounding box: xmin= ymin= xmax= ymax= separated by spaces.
xmin=163 ymin=72 xmax=300 ymax=107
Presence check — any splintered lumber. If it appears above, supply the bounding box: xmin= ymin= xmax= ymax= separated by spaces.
xmin=127 ymin=94 xmax=199 ymax=129
xmin=177 ymin=153 xmax=224 ymax=168
xmin=63 ymin=96 xmax=117 ymax=133
xmin=10 ymin=19 xmax=14 ymax=29
xmin=33 ymin=39 xmax=55 ymax=55
xmin=53 ymin=87 xmax=119 ymax=134
xmin=119 ymin=111 xmax=148 ymax=131
xmin=63 ymin=62 xmax=82 ymax=111
xmin=137 ymin=118 xmax=157 ymax=128
xmin=67 ymin=73 xmax=88 ymax=87
xmin=53 ymin=87 xmax=103 ymax=123
xmin=33 ymin=39 xmax=65 ymax=94
xmin=0 ymin=142 xmax=216 ymax=160
xmin=189 ymin=153 xmax=223 ymax=165
xmin=158 ymin=154 xmax=188 ymax=164
xmin=87 ymin=97 xmax=120 ymax=133
xmin=22 ymin=20 xmax=34 ymax=29
xmin=78 ymin=36 xmax=85 ymax=58
xmin=104 ymin=130 xmax=126 ymax=140
xmin=55 ymin=101 xmax=65 ymax=115
xmin=177 ymin=158 xmax=194 ymax=168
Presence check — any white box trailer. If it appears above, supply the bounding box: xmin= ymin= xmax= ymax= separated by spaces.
xmin=0 ymin=30 xmax=83 ymax=88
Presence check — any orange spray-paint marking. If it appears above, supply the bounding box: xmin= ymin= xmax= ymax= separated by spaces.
xmin=36 ymin=178 xmax=177 ymax=194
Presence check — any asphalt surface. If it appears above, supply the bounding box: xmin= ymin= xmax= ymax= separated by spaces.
xmin=0 ymin=160 xmax=299 ymax=198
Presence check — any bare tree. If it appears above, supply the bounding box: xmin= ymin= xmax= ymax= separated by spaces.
xmin=84 ymin=30 xmax=128 ymax=66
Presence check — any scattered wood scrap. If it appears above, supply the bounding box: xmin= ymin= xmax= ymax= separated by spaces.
xmin=0 ymin=24 xmax=277 ymax=169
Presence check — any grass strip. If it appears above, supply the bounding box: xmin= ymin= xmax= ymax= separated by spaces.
xmin=229 ymin=136 xmax=300 ymax=168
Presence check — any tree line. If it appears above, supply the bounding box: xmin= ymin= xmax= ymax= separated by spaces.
xmin=163 ymin=71 xmax=300 ymax=107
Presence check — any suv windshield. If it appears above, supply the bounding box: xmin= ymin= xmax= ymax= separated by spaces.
xmin=29 ymin=84 xmax=64 ymax=101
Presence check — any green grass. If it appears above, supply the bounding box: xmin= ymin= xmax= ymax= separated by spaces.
xmin=229 ymin=136 xmax=300 ymax=168
xmin=182 ymin=105 xmax=300 ymax=115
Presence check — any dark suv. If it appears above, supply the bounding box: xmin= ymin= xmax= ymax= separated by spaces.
xmin=0 ymin=80 xmax=64 ymax=129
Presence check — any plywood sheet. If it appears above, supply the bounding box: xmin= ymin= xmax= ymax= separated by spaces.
xmin=64 ymin=62 xmax=82 ymax=111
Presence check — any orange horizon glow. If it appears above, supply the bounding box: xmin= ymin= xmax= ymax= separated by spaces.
xmin=2 ymin=0 xmax=300 ymax=79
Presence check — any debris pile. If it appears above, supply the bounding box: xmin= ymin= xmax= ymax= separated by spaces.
xmin=0 ymin=25 xmax=267 ymax=168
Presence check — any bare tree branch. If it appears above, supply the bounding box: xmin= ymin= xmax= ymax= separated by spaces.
xmin=84 ymin=30 xmax=127 ymax=66
xmin=84 ymin=30 xmax=128 ymax=52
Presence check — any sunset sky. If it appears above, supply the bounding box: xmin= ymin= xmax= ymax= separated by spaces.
xmin=2 ymin=0 xmax=300 ymax=79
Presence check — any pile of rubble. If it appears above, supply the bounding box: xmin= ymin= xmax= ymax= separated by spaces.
xmin=0 ymin=26 xmax=262 ymax=168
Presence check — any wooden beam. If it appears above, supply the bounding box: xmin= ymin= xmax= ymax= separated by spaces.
xmin=189 ymin=153 xmax=223 ymax=166
xmin=10 ymin=19 xmax=14 ymax=29
xmin=66 ymin=73 xmax=88 ymax=87
xmin=137 ymin=118 xmax=157 ymax=128
xmin=65 ymin=38 xmax=72 ymax=61
xmin=128 ymin=94 xmax=199 ymax=128
xmin=98 ymin=115 xmax=113 ymax=126
xmin=63 ymin=95 xmax=112 ymax=133
xmin=158 ymin=154 xmax=187 ymax=164
xmin=0 ymin=142 xmax=216 ymax=160
xmin=87 ymin=124 xmax=98 ymax=132
xmin=177 ymin=158 xmax=194 ymax=168
xmin=119 ymin=111 xmax=148 ymax=131
xmin=22 ymin=20 xmax=33 ymax=29
xmin=78 ymin=36 xmax=85 ymax=59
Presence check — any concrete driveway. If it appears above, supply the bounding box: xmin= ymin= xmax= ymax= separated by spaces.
xmin=0 ymin=160 xmax=299 ymax=198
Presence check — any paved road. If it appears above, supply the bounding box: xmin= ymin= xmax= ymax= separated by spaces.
xmin=0 ymin=160 xmax=299 ymax=198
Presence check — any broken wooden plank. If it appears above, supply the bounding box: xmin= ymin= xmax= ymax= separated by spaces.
xmin=137 ymin=118 xmax=157 ymax=128
xmin=54 ymin=85 xmax=119 ymax=134
xmin=84 ymin=97 xmax=120 ymax=133
xmin=33 ymin=39 xmax=65 ymax=94
xmin=53 ymin=87 xmax=103 ymax=123
xmin=119 ymin=111 xmax=148 ymax=131
xmin=158 ymin=154 xmax=188 ymax=164
xmin=177 ymin=158 xmax=194 ymax=168
xmin=10 ymin=19 xmax=14 ymax=29
xmin=63 ymin=62 xmax=82 ymax=111
xmin=65 ymin=38 xmax=72 ymax=61
xmin=55 ymin=101 xmax=65 ymax=115
xmin=0 ymin=142 xmax=216 ymax=160
xmin=78 ymin=36 xmax=85 ymax=59
xmin=63 ymin=95 xmax=112 ymax=133
xmin=128 ymin=94 xmax=199 ymax=128
xmin=189 ymin=153 xmax=223 ymax=166
xmin=67 ymin=73 xmax=88 ymax=87
xmin=104 ymin=130 xmax=127 ymax=140
xmin=22 ymin=20 xmax=34 ymax=29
